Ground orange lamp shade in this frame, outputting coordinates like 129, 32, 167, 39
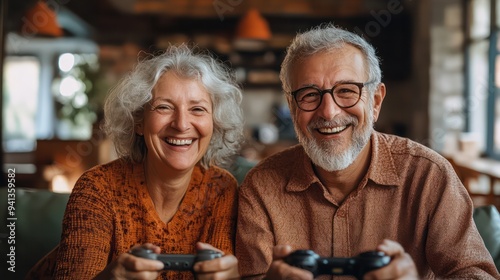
22, 1, 63, 37
235, 9, 272, 41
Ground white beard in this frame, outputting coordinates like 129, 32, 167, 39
294, 109, 374, 171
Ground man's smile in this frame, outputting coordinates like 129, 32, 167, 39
317, 125, 349, 135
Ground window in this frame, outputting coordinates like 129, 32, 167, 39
2, 56, 40, 152
465, 0, 500, 159
2, 34, 100, 154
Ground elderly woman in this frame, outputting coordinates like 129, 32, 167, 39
30, 45, 244, 280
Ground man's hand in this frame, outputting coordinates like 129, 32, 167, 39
363, 239, 419, 280
265, 245, 314, 280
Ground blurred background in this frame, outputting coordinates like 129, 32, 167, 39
0, 0, 499, 202
2, 1, 500, 277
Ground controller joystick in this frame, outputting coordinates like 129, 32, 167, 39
131, 248, 222, 271
285, 250, 390, 279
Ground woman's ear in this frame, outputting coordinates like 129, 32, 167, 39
135, 123, 144, 136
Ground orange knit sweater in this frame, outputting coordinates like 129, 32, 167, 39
32, 158, 237, 280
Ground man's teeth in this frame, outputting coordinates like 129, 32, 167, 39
167, 138, 193, 145
318, 125, 347, 134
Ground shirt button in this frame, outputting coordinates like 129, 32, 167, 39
337, 210, 346, 217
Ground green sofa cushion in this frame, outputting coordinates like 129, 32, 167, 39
473, 205, 500, 272
0, 187, 70, 279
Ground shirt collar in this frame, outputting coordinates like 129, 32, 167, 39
285, 132, 401, 192
368, 132, 401, 187
286, 145, 321, 192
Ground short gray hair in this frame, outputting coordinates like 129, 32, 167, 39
280, 23, 382, 95
103, 45, 244, 168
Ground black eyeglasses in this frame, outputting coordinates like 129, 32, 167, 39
289, 81, 375, 112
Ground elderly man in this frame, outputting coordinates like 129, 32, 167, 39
235, 24, 500, 279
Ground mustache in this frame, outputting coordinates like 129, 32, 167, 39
308, 116, 359, 130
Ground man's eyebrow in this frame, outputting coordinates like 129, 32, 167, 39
295, 83, 318, 89
296, 80, 358, 89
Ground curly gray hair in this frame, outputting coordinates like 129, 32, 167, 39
103, 45, 244, 168
280, 23, 382, 96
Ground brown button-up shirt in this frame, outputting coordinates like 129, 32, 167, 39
236, 132, 499, 279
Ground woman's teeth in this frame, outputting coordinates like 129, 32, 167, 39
166, 138, 193, 145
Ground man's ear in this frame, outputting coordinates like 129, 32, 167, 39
372, 83, 386, 122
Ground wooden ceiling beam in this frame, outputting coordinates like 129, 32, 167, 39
122, 0, 379, 18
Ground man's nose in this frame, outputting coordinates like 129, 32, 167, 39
316, 93, 343, 120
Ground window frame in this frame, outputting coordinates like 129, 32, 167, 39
465, 0, 500, 160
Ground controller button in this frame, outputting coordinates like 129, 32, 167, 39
332, 267, 344, 274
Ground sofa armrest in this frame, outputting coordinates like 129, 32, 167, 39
0, 187, 70, 279
473, 205, 500, 272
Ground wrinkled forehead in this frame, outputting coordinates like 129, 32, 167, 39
289, 46, 368, 86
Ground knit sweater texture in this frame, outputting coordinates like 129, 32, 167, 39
30, 158, 237, 280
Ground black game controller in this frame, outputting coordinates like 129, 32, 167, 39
285, 250, 391, 279
130, 248, 222, 271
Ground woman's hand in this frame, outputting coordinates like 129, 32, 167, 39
193, 242, 240, 280
94, 243, 164, 280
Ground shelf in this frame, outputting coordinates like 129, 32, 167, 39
214, 46, 284, 91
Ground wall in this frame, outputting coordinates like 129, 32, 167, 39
429, 0, 465, 153
350, 1, 430, 143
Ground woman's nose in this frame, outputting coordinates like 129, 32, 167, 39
171, 110, 190, 131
